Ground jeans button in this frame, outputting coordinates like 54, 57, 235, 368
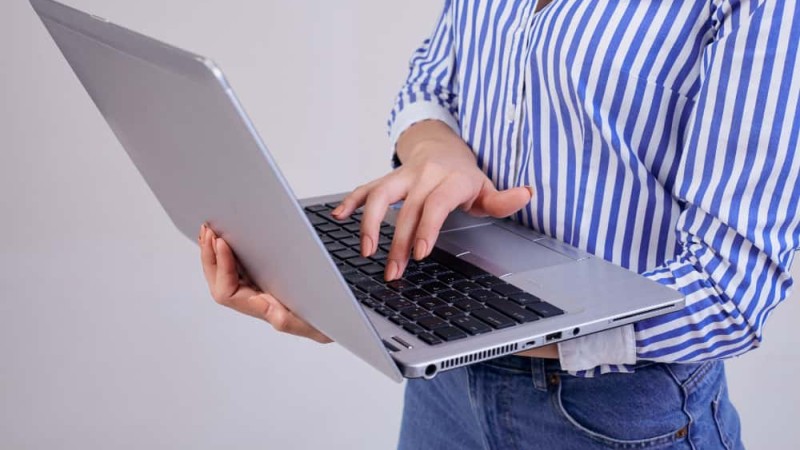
549, 374, 560, 386
675, 426, 688, 438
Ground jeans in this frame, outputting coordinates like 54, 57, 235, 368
398, 356, 743, 449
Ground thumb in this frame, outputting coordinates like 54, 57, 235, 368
471, 181, 533, 218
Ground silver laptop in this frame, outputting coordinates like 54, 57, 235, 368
32, 0, 685, 382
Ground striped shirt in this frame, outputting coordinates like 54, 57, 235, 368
387, 0, 800, 376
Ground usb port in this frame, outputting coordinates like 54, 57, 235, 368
545, 332, 562, 342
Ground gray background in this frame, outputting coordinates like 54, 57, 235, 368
1, 1, 798, 448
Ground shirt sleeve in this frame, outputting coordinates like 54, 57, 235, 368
387, 0, 460, 156
560, 0, 800, 375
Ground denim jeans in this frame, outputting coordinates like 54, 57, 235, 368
398, 355, 743, 449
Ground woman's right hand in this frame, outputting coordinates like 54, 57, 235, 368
199, 224, 332, 344
332, 120, 533, 281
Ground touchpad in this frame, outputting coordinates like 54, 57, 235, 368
438, 224, 573, 274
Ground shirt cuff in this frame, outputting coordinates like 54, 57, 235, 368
389, 101, 460, 148
557, 325, 637, 372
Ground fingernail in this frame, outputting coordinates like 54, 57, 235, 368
385, 260, 400, 281
361, 235, 374, 257
332, 205, 344, 216
414, 239, 428, 260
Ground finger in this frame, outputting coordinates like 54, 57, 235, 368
214, 237, 249, 300
333, 178, 379, 219
261, 295, 333, 343
471, 182, 533, 218
200, 224, 217, 286
359, 173, 410, 256
414, 176, 474, 259
385, 191, 427, 280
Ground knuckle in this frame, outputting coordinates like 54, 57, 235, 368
212, 293, 231, 307
270, 313, 291, 333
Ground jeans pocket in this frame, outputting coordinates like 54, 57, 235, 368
552, 364, 690, 448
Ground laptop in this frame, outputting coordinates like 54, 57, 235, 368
32, 0, 685, 382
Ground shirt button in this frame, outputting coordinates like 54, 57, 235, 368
506, 103, 516, 123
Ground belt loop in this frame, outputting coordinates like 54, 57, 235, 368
530, 357, 548, 392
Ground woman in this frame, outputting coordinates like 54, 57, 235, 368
199, 1, 799, 448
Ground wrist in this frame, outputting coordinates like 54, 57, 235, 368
396, 120, 474, 165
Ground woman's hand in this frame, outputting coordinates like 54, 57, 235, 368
198, 224, 332, 344
332, 120, 533, 281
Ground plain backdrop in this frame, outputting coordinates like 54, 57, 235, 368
1, 1, 798, 449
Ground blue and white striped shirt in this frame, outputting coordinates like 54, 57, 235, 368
388, 0, 800, 376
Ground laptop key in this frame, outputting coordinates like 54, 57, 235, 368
403, 323, 426, 335
422, 264, 450, 275
374, 306, 393, 317
371, 250, 389, 261
420, 281, 449, 293
320, 236, 334, 244
453, 298, 484, 312
417, 315, 448, 330
316, 223, 341, 233
471, 308, 516, 329
437, 290, 467, 303
306, 214, 328, 226
508, 292, 542, 305
475, 275, 506, 287
526, 302, 565, 318
417, 333, 443, 346
344, 271, 368, 284
468, 289, 503, 302
371, 289, 401, 302
385, 298, 414, 311
416, 297, 447, 310
389, 315, 409, 326
406, 272, 433, 285
437, 271, 466, 284
328, 230, 353, 240
355, 279, 383, 292
429, 248, 487, 279
451, 316, 492, 335
305, 204, 328, 213
403, 289, 431, 301
492, 283, 524, 297
325, 242, 346, 252
344, 223, 362, 233
360, 297, 378, 308
485, 298, 540, 323
360, 264, 385, 276
434, 326, 468, 342
347, 257, 372, 267
341, 237, 361, 247
452, 281, 482, 293
333, 249, 359, 260
401, 307, 429, 321
433, 306, 465, 320
387, 279, 416, 292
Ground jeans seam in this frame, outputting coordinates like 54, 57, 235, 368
712, 385, 734, 450
665, 365, 697, 450
466, 367, 492, 450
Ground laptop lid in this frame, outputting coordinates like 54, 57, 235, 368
31, 0, 403, 381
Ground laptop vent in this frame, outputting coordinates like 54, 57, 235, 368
439, 343, 520, 370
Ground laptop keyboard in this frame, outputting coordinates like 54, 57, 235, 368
305, 202, 565, 346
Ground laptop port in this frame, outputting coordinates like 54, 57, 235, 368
545, 331, 562, 342
424, 364, 438, 379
